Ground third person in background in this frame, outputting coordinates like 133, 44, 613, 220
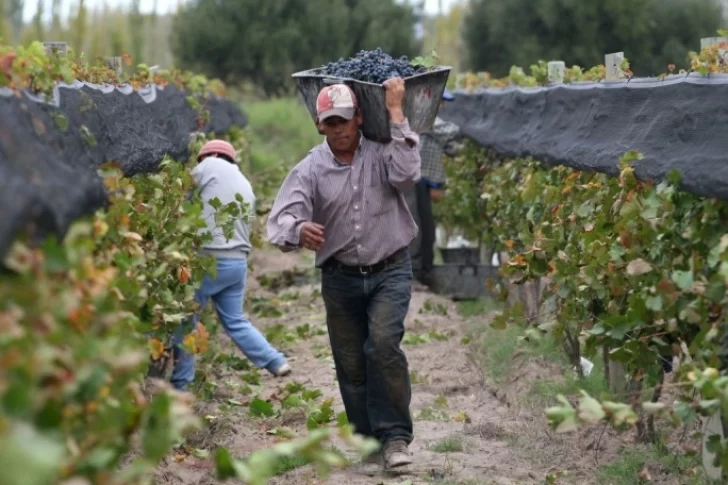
406, 89, 460, 289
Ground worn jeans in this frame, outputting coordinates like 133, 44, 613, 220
170, 258, 286, 390
321, 252, 414, 445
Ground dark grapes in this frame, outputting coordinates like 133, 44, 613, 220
319, 48, 428, 84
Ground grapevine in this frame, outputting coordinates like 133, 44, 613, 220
0, 41, 376, 485
439, 35, 728, 473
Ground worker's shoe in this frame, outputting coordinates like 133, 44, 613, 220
382, 439, 412, 469
271, 362, 292, 377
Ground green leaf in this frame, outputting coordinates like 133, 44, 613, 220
281, 395, 304, 409
0, 422, 66, 485
601, 401, 639, 427
50, 112, 68, 132
577, 391, 606, 423
141, 393, 174, 461
214, 448, 238, 480
645, 295, 663, 312
671, 270, 693, 291
546, 395, 579, 433
674, 401, 697, 424
249, 398, 276, 418
336, 411, 349, 427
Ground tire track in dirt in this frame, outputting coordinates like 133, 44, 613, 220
155, 249, 547, 485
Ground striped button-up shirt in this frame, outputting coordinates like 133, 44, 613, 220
419, 117, 460, 187
267, 119, 421, 267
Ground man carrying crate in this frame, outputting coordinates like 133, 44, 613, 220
267, 78, 420, 470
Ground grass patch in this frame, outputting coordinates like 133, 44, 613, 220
457, 297, 503, 318
272, 454, 309, 475
429, 436, 465, 453
243, 98, 322, 173
596, 446, 711, 485
473, 317, 609, 408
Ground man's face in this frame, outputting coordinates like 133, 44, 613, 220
318, 112, 363, 153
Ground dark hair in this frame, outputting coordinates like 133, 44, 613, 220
199, 152, 236, 164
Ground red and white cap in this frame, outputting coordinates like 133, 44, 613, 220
316, 84, 358, 122
198, 139, 236, 161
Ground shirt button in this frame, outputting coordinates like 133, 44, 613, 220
354, 185, 358, 190
355, 225, 360, 230
357, 244, 362, 249
354, 204, 359, 210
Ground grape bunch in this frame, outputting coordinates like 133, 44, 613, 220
320, 48, 427, 84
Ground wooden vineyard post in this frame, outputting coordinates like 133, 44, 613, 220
43, 42, 67, 57
604, 51, 628, 396
605, 52, 626, 81
548, 61, 565, 84
105, 57, 123, 77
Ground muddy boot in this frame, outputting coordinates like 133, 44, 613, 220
383, 439, 412, 469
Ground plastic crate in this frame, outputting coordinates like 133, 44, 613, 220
291, 66, 452, 142
439, 247, 481, 265
429, 264, 500, 301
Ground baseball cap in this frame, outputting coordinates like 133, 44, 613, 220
316, 84, 358, 122
442, 89, 455, 101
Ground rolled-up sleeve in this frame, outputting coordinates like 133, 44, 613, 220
266, 161, 314, 252
383, 119, 421, 191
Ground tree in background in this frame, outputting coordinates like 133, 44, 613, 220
31, 0, 44, 41
463, 0, 724, 76
7, 0, 23, 43
70, 0, 88, 54
172, 0, 421, 96
0, 0, 9, 42
421, 0, 467, 73
128, 0, 144, 66
50, 0, 62, 36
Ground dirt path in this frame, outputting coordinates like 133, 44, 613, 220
153, 248, 561, 485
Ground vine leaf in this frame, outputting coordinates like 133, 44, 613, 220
626, 258, 653, 276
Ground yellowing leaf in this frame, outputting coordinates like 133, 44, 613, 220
122, 231, 143, 241
149, 338, 165, 360
178, 266, 191, 284
454, 411, 471, 423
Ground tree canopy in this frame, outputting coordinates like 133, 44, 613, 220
463, 0, 725, 76
172, 0, 422, 96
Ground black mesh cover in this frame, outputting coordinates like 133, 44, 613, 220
440, 74, 728, 200
0, 83, 247, 258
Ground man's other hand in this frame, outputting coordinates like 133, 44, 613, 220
300, 222, 325, 251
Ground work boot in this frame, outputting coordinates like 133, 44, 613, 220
383, 439, 412, 469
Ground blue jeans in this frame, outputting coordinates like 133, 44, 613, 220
321, 252, 414, 445
170, 258, 286, 390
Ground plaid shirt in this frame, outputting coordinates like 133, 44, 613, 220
419, 117, 460, 188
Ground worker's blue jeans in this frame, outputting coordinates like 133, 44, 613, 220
320, 252, 414, 445
170, 258, 286, 390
